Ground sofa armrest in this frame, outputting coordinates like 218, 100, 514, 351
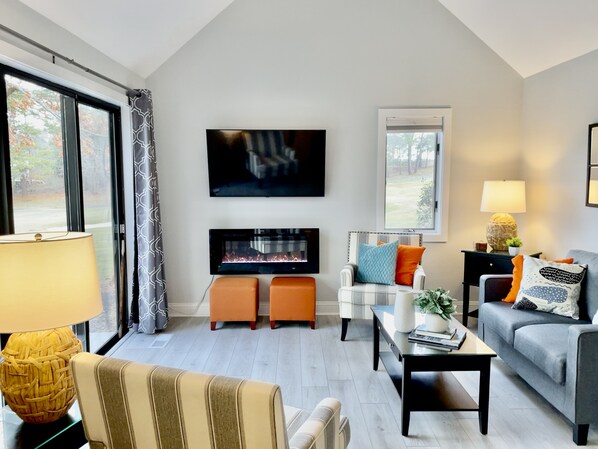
412, 265, 426, 290
289, 398, 342, 449
340, 263, 356, 287
565, 325, 598, 424
479, 274, 512, 306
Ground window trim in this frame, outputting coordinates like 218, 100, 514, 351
376, 107, 452, 242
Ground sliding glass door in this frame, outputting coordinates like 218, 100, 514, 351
0, 64, 126, 354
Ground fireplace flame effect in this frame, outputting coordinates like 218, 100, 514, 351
222, 252, 307, 263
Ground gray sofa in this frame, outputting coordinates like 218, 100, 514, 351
478, 249, 598, 446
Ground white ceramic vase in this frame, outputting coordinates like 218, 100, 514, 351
508, 246, 520, 256
394, 289, 415, 333
424, 313, 448, 333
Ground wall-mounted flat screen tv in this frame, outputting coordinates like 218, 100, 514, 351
206, 129, 326, 197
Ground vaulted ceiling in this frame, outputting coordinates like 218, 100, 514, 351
16, 0, 598, 79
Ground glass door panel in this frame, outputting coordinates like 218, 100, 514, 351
78, 103, 118, 352
5, 75, 68, 232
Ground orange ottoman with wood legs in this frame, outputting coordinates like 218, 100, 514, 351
210, 277, 259, 330
269, 276, 316, 329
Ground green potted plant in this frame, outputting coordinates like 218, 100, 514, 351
413, 288, 457, 332
505, 236, 523, 256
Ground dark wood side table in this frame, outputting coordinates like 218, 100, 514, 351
1, 403, 86, 449
461, 250, 542, 327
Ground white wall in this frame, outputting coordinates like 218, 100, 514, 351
147, 0, 524, 317
522, 50, 598, 258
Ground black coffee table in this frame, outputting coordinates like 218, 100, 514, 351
371, 305, 496, 436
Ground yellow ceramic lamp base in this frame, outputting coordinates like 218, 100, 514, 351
0, 326, 82, 424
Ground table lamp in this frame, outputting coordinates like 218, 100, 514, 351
0, 232, 102, 424
480, 180, 526, 251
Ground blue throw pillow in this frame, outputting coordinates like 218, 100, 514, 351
355, 240, 398, 285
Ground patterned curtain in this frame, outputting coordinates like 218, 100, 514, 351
128, 89, 168, 333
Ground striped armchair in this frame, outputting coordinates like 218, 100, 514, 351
71, 353, 350, 449
243, 130, 299, 181
338, 231, 425, 340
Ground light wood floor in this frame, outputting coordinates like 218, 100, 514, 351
106, 316, 598, 449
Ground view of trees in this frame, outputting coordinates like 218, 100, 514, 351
6, 75, 111, 198
385, 131, 437, 229
6, 75, 64, 195
386, 132, 435, 176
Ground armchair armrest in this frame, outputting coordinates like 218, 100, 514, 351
479, 274, 512, 306
412, 265, 426, 290
289, 398, 342, 449
340, 263, 356, 287
565, 325, 598, 424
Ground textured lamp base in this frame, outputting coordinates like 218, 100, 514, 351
486, 212, 517, 251
0, 326, 82, 424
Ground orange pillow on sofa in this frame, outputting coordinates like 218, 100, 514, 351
502, 255, 574, 302
396, 245, 426, 286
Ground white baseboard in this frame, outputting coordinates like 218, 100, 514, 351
168, 300, 340, 317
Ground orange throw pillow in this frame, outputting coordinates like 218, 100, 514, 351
502, 255, 574, 302
396, 245, 426, 286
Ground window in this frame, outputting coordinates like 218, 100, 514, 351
0, 63, 126, 354
377, 108, 451, 242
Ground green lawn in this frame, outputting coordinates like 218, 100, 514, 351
385, 166, 433, 229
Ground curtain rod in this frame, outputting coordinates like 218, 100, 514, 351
0, 23, 140, 97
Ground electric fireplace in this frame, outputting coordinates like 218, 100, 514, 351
209, 228, 319, 274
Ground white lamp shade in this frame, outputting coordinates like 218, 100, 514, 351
480, 180, 526, 213
0, 232, 103, 333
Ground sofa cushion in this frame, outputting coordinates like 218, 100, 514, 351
512, 256, 587, 319
568, 249, 598, 321
513, 324, 570, 384
479, 301, 581, 345
355, 240, 398, 285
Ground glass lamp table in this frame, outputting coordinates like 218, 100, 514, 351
0, 402, 86, 449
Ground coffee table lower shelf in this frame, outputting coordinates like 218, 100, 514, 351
379, 351, 479, 411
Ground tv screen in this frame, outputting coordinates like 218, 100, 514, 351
206, 129, 326, 197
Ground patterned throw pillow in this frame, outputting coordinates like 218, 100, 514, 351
355, 240, 398, 285
512, 256, 587, 319
502, 255, 574, 303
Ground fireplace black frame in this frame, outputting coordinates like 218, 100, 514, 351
209, 228, 319, 275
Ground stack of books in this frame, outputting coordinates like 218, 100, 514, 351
408, 324, 467, 350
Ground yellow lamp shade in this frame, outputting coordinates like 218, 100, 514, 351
0, 232, 103, 332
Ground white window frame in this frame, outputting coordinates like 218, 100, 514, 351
376, 107, 452, 242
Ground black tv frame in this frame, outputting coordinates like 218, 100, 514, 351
206, 129, 326, 197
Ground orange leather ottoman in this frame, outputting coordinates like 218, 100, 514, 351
210, 277, 258, 330
269, 276, 315, 329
